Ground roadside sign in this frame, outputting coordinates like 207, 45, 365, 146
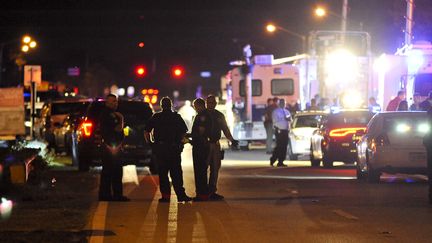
24, 65, 42, 87
0, 87, 25, 136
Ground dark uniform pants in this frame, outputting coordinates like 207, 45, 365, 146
154, 144, 186, 198
192, 143, 210, 196
99, 146, 123, 199
271, 128, 289, 164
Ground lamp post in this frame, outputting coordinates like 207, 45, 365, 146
20, 35, 38, 139
265, 23, 307, 54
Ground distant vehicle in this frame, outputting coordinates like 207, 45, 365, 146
310, 109, 374, 167
356, 111, 429, 182
288, 111, 328, 160
71, 100, 156, 173
35, 98, 92, 152
230, 61, 301, 150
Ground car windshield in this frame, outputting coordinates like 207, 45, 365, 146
327, 111, 374, 127
383, 114, 428, 134
51, 102, 90, 115
293, 115, 324, 128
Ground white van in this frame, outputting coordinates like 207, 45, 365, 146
230, 63, 300, 150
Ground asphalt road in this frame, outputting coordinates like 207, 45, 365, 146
84, 145, 432, 243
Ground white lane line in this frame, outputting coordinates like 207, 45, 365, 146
228, 174, 355, 180
88, 202, 108, 243
88, 173, 151, 242
333, 209, 359, 220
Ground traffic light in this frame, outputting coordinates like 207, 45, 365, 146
171, 66, 184, 78
135, 66, 146, 77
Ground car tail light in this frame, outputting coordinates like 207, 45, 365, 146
329, 127, 366, 138
79, 120, 93, 137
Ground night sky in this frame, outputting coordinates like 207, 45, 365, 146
1, 0, 431, 99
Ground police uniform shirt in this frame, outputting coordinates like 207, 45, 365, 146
208, 109, 228, 143
272, 107, 290, 130
100, 106, 124, 146
145, 110, 188, 145
191, 110, 212, 144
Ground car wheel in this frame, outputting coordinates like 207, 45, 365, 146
367, 165, 381, 183
310, 145, 320, 167
322, 152, 333, 168
287, 142, 298, 160
240, 143, 249, 151
78, 153, 91, 172
356, 164, 366, 180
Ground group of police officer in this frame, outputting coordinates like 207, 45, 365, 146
98, 93, 238, 202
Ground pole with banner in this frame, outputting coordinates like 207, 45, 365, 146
24, 65, 42, 139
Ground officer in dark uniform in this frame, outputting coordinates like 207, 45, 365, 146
191, 98, 212, 201
145, 97, 192, 203
423, 107, 432, 204
99, 94, 129, 201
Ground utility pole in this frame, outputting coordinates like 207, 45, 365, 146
243, 44, 252, 122
405, 0, 414, 46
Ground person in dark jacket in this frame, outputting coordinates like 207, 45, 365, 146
99, 94, 129, 201
264, 98, 277, 154
145, 97, 192, 203
191, 98, 212, 201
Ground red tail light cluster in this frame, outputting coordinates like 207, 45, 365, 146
329, 127, 366, 138
79, 120, 93, 137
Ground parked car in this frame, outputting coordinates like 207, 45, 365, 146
71, 99, 156, 173
288, 111, 328, 160
310, 109, 374, 167
356, 111, 429, 182
35, 98, 92, 152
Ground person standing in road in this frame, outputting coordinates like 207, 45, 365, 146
386, 90, 405, 111
191, 98, 212, 201
99, 94, 129, 201
264, 98, 277, 154
409, 93, 422, 111
423, 107, 432, 204
205, 95, 239, 200
420, 91, 432, 111
144, 97, 192, 203
270, 98, 291, 167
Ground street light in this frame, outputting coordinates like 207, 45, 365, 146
313, 0, 349, 33
265, 23, 307, 53
0, 35, 37, 86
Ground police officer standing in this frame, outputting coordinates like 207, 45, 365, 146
270, 98, 291, 167
423, 107, 432, 204
144, 97, 192, 203
99, 94, 129, 201
205, 95, 238, 200
191, 98, 212, 201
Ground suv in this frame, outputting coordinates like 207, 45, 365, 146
310, 109, 374, 167
35, 98, 92, 152
71, 99, 156, 173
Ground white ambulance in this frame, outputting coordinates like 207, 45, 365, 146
230, 60, 300, 150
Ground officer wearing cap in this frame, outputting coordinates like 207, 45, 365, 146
99, 94, 129, 201
145, 97, 192, 203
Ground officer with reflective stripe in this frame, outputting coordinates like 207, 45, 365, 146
99, 94, 129, 201
145, 97, 192, 203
